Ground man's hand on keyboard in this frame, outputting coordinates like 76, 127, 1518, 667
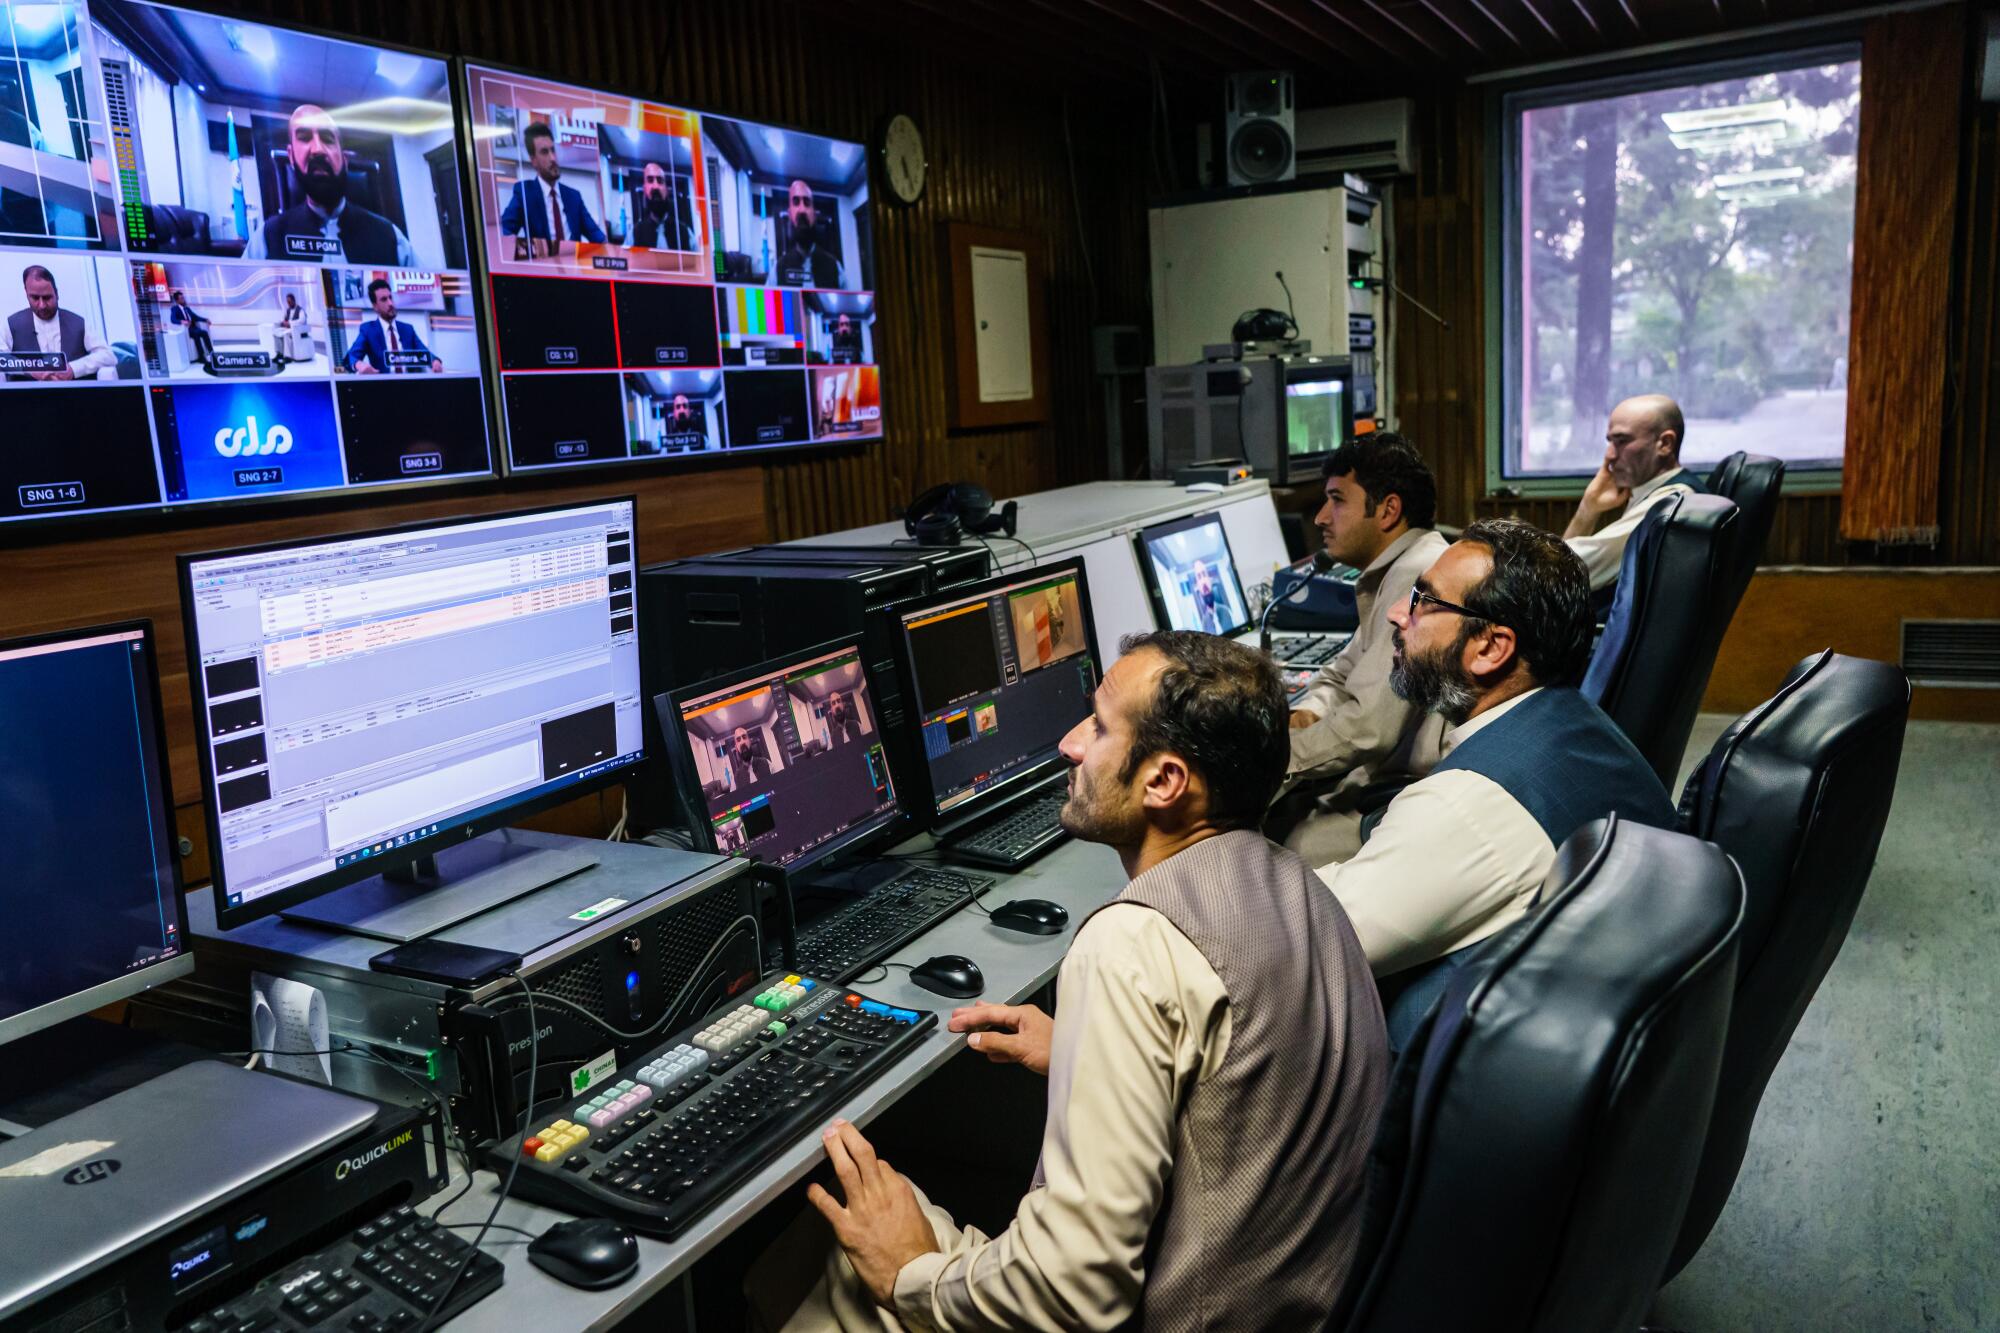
949, 1002, 1054, 1076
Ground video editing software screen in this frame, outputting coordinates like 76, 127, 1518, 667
182, 500, 642, 915
673, 642, 898, 870
899, 563, 1098, 821
0, 624, 185, 1038
463, 64, 881, 469
1138, 512, 1251, 637
1286, 369, 1348, 459
0, 0, 495, 528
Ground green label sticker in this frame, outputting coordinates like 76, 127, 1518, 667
569, 896, 628, 922
571, 1049, 617, 1095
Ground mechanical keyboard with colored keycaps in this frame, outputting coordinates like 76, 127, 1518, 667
181, 1202, 502, 1332
775, 866, 994, 982
484, 972, 935, 1239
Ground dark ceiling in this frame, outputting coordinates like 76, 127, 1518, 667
866, 0, 1901, 101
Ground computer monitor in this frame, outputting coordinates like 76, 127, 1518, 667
1285, 358, 1350, 467
662, 640, 901, 872
0, 0, 497, 531
894, 560, 1100, 828
179, 497, 645, 935
0, 621, 190, 1046
461, 62, 882, 471
1134, 511, 1252, 638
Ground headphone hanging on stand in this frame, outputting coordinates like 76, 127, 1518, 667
901, 482, 1018, 548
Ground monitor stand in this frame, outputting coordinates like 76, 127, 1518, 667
280, 829, 600, 943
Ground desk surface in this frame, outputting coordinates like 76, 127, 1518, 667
437, 836, 1127, 1331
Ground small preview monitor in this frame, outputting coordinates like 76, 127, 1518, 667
461, 61, 882, 471
896, 560, 1100, 825
179, 498, 645, 930
1285, 359, 1350, 461
665, 640, 900, 871
1135, 511, 1252, 637
0, 0, 497, 531
0, 621, 190, 1046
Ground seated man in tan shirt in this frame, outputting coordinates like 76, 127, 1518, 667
1273, 432, 1449, 865
753, 631, 1390, 1332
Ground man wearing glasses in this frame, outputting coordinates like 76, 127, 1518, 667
1313, 517, 1676, 1050
1273, 433, 1451, 866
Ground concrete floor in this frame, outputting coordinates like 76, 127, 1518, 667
1652, 715, 2000, 1331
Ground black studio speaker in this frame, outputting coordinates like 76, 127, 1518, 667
1223, 71, 1295, 188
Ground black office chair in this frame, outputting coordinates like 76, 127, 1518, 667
1581, 491, 1743, 789
1662, 650, 1911, 1280
1333, 816, 1744, 1333
1703, 452, 1785, 607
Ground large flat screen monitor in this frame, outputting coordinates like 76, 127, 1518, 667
179, 498, 643, 932
461, 63, 881, 471
895, 560, 1099, 828
663, 640, 901, 871
0, 0, 494, 532
1134, 511, 1252, 637
0, 621, 190, 1045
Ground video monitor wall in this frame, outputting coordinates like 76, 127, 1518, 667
0, 0, 494, 529
462, 64, 882, 470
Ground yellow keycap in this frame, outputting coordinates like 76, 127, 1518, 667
535, 1142, 564, 1163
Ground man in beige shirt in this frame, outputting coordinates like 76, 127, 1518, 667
1562, 394, 1707, 591
1274, 432, 1449, 866
755, 631, 1389, 1332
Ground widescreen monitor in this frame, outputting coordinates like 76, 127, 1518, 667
462, 63, 881, 470
1135, 511, 1252, 638
0, 0, 495, 531
664, 640, 900, 871
896, 561, 1099, 827
0, 621, 190, 1046
179, 498, 643, 931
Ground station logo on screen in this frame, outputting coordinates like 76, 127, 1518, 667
0, 0, 495, 527
464, 64, 884, 471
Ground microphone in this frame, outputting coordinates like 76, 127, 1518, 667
1260, 549, 1335, 653
1274, 269, 1298, 339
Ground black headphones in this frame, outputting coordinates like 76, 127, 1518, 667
902, 482, 1019, 547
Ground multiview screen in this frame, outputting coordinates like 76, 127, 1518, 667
463, 64, 882, 470
0, 0, 494, 528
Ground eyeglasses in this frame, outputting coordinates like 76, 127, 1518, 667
1406, 583, 1488, 623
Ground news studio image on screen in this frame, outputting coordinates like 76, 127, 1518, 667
0, 0, 495, 527
464, 63, 883, 472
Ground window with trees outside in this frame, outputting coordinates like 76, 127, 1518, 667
1498, 50, 1861, 481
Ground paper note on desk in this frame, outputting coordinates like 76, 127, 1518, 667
251, 973, 331, 1084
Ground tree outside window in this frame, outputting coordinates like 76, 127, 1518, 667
1502, 53, 1861, 478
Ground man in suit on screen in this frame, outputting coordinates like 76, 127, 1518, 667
500, 121, 605, 257
345, 279, 441, 374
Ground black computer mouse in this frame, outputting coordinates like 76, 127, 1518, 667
910, 954, 985, 998
528, 1216, 640, 1289
990, 898, 1070, 936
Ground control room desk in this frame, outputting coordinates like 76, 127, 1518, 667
437, 835, 1127, 1330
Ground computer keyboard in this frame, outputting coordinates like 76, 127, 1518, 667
182, 1202, 503, 1332
944, 786, 1070, 870
1270, 632, 1353, 669
781, 866, 995, 982
485, 972, 934, 1239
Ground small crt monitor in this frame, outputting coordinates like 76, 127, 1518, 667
1284, 358, 1351, 464
179, 498, 645, 931
664, 640, 901, 870
0, 621, 191, 1046
895, 560, 1100, 826
1135, 511, 1252, 638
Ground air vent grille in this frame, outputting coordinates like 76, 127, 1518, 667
1902, 619, 2000, 686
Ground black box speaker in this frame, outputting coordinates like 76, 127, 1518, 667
1223, 71, 1295, 187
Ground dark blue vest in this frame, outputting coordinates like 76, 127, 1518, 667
1673, 466, 1709, 495
1431, 687, 1675, 847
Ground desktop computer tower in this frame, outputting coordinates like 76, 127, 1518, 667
633, 557, 932, 832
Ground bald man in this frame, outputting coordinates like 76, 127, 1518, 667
776, 179, 843, 289
247, 104, 416, 266
1562, 394, 1708, 591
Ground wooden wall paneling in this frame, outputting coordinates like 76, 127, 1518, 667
1840, 7, 1964, 546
